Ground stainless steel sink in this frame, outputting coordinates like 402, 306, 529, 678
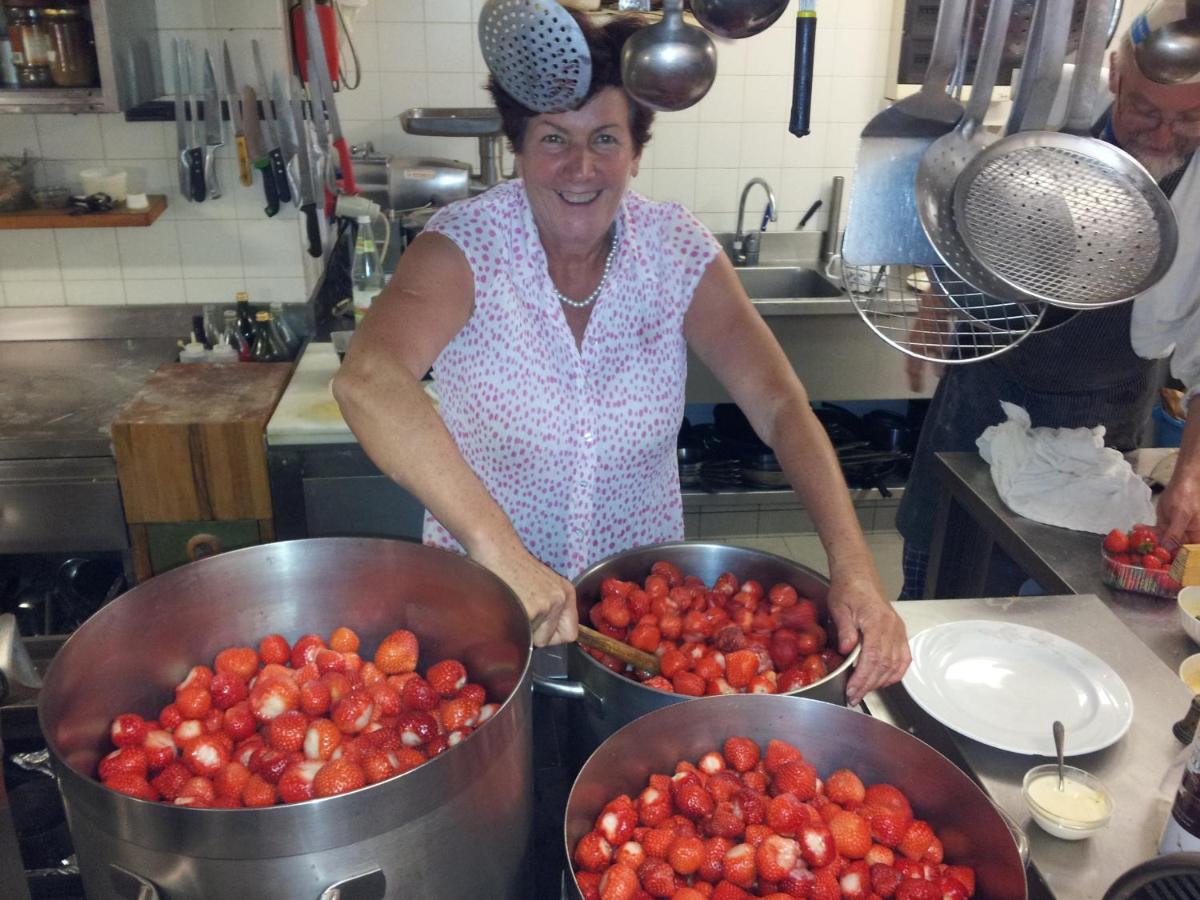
735, 266, 843, 300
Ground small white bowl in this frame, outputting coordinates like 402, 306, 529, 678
1180, 653, 1200, 694
1178, 586, 1200, 646
1022, 764, 1113, 840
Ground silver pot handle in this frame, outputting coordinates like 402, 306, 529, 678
319, 868, 386, 900
531, 670, 587, 700
109, 864, 160, 900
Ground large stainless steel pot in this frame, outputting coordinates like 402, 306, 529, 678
565, 694, 1027, 900
38, 538, 533, 900
535, 542, 860, 766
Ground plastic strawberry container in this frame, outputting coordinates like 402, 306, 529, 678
1101, 548, 1181, 599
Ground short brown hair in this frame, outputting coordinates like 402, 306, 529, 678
486, 12, 655, 155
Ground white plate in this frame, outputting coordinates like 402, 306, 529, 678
902, 620, 1134, 755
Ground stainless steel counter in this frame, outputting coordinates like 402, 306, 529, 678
866, 594, 1193, 900
927, 451, 1195, 672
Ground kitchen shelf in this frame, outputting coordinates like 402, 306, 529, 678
0, 195, 167, 230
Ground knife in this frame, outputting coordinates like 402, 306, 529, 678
243, 84, 280, 217
222, 41, 252, 187
251, 40, 293, 205
290, 75, 322, 257
182, 42, 205, 203
301, 0, 358, 209
171, 39, 189, 197
201, 50, 224, 200
272, 72, 302, 206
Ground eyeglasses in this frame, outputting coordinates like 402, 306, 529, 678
1121, 94, 1200, 137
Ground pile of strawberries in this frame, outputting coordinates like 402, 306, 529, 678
1102, 524, 1181, 597
587, 561, 844, 696
572, 736, 977, 900
96, 626, 497, 807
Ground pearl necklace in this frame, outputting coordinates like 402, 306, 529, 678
553, 233, 618, 309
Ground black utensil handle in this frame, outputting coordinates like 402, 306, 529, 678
268, 148, 293, 204
302, 202, 322, 256
186, 147, 206, 202
255, 160, 280, 217
789, 10, 817, 138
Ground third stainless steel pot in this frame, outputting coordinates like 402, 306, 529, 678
38, 538, 533, 900
534, 541, 859, 766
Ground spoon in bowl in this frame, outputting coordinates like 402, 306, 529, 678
1053, 720, 1066, 791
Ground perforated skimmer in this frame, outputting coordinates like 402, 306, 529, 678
953, 0, 1179, 308
478, 0, 593, 113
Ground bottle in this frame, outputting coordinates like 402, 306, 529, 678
351, 215, 383, 324
251, 310, 287, 362
235, 292, 257, 349
202, 303, 223, 348
223, 308, 251, 362
1159, 728, 1200, 852
178, 332, 207, 363
269, 301, 300, 358
208, 334, 238, 364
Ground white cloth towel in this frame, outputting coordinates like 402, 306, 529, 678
976, 402, 1155, 534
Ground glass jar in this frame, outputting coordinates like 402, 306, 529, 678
3, 1, 53, 87
42, 5, 94, 87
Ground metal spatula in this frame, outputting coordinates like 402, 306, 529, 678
841, 0, 968, 266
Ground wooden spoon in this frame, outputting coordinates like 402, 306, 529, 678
577, 625, 660, 676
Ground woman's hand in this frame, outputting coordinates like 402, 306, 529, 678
473, 545, 579, 647
1158, 468, 1200, 548
825, 574, 911, 705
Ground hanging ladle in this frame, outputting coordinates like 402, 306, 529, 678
621, 0, 717, 111
1053, 720, 1066, 790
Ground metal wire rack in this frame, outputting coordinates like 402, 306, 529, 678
840, 256, 1047, 364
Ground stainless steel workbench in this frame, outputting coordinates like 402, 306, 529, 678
866, 594, 1194, 900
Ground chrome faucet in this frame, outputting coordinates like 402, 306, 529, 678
733, 177, 777, 267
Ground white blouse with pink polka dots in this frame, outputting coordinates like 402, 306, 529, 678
422, 179, 721, 579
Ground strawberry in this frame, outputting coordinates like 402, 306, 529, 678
103, 772, 158, 801
575, 831, 614, 873
724, 649, 759, 689
98, 746, 149, 780
300, 678, 332, 716
864, 784, 912, 817
640, 826, 676, 860
598, 863, 639, 900
798, 823, 836, 868
863, 803, 913, 847
150, 761, 190, 800
110, 713, 150, 748
363, 751, 397, 784
315, 647, 348, 675
637, 784, 673, 826
374, 629, 419, 674
249, 676, 301, 722
176, 665, 212, 692
836, 859, 871, 899
396, 710, 439, 748
369, 682, 403, 718
723, 736, 761, 773
897, 820, 937, 862
173, 719, 204, 746
1102, 528, 1130, 554
895, 880, 942, 900
438, 696, 480, 732
332, 691, 375, 734
425, 734, 451, 757
174, 685, 212, 719
731, 787, 768, 826
258, 633, 291, 666
214, 646, 259, 681
938, 874, 969, 900
313, 757, 366, 797
250, 746, 296, 784
870, 863, 904, 898
175, 776, 216, 807
721, 843, 757, 889
267, 710, 309, 752
158, 703, 184, 731
756, 834, 800, 882
329, 626, 360, 653
241, 773, 277, 807
764, 739, 804, 773
636, 857, 678, 897
600, 592, 632, 629
143, 729, 178, 769
278, 759, 324, 803
771, 760, 818, 800
824, 768, 866, 806
359, 662, 386, 689
829, 810, 873, 859
699, 835, 733, 882
213, 760, 252, 799
576, 870, 602, 900
209, 672, 249, 710
766, 792, 809, 836
615, 840, 647, 871
923, 836, 943, 864
630, 623, 662, 654
945, 866, 975, 896
667, 834, 705, 875
674, 781, 715, 820
865, 844, 895, 866
699, 751, 727, 775
222, 702, 257, 741
596, 796, 639, 845
290, 633, 327, 669
181, 734, 230, 777
705, 801, 746, 840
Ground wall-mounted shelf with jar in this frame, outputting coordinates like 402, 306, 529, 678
0, 0, 159, 113
0, 193, 165, 228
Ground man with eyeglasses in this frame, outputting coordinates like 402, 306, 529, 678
897, 0, 1200, 600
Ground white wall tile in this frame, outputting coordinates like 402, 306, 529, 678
832, 29, 891, 79
5, 281, 65, 306
0, 284, 6, 306
822, 123, 862, 171
651, 169, 695, 209
742, 76, 794, 124
827, 76, 887, 123
118, 222, 183, 280
378, 73, 429, 120
696, 123, 743, 168
377, 25, 428, 72
185, 277, 247, 306
779, 168, 827, 225
377, 0, 424, 22
35, 115, 104, 160
781, 127, 827, 168
712, 36, 747, 77
0, 231, 61, 282
155, 0, 216, 30
244, 276, 309, 304
210, 0, 283, 29
352, 20, 382, 73
55, 229, 121, 281
238, 220, 303, 279
693, 169, 740, 213
65, 280, 126, 306
650, 123, 699, 170
178, 220, 245, 278
426, 73, 479, 108
835, 0, 892, 29
171, 159, 241, 220
124, 278, 187, 305
101, 117, 170, 161
424, 24, 474, 72
738, 123, 784, 169
0, 117, 40, 157
424, 0, 472, 23
697, 77, 746, 123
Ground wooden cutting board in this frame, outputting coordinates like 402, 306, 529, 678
111, 363, 293, 523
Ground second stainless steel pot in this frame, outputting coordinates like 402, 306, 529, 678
534, 542, 859, 766
38, 538, 533, 900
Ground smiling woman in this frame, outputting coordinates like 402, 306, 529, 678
331, 8, 909, 703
